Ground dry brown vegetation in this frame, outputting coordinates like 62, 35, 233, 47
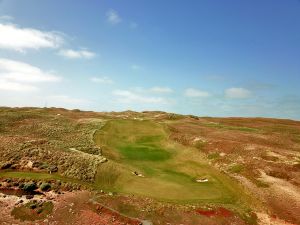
0, 107, 299, 224
167, 116, 300, 224
0, 107, 107, 181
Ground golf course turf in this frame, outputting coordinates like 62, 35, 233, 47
94, 119, 248, 204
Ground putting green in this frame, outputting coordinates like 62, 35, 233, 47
95, 120, 244, 203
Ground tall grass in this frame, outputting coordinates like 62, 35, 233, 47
95, 163, 121, 189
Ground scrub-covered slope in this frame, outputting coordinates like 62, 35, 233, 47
0, 107, 299, 225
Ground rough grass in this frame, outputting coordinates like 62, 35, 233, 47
292, 134, 300, 143
193, 140, 206, 151
208, 152, 220, 160
201, 122, 259, 132
253, 179, 270, 188
0, 171, 60, 180
11, 200, 53, 221
0, 108, 105, 181
228, 164, 244, 174
0, 171, 90, 187
95, 163, 121, 189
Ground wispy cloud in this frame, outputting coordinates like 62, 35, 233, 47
131, 64, 142, 71
150, 86, 173, 94
129, 22, 138, 29
245, 81, 276, 91
0, 15, 14, 21
106, 9, 122, 25
113, 90, 166, 104
131, 86, 173, 94
0, 23, 63, 52
58, 49, 96, 59
90, 76, 113, 84
0, 58, 61, 92
225, 87, 251, 99
184, 88, 210, 97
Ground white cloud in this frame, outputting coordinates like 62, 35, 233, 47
106, 9, 122, 25
132, 86, 173, 94
0, 58, 61, 92
0, 78, 38, 92
225, 87, 251, 99
113, 90, 166, 104
0, 15, 14, 21
150, 86, 173, 94
131, 64, 142, 70
58, 49, 96, 59
129, 22, 138, 29
0, 58, 61, 83
184, 88, 210, 97
90, 76, 113, 84
0, 23, 63, 52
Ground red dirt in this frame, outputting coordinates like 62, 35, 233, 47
76, 208, 140, 225
52, 191, 141, 225
91, 203, 141, 225
196, 207, 233, 218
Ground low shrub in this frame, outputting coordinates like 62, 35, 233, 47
40, 183, 51, 191
228, 164, 244, 173
22, 182, 37, 192
208, 152, 220, 160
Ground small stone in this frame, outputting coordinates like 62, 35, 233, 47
29, 203, 37, 209
100, 158, 108, 163
26, 195, 34, 199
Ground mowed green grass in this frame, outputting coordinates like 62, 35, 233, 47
95, 120, 246, 203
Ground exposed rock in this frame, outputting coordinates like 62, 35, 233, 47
220, 152, 226, 157
26, 195, 34, 199
142, 220, 153, 225
26, 160, 33, 169
196, 178, 208, 183
132, 171, 144, 177
99, 158, 107, 163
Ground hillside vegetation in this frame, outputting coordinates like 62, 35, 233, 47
0, 107, 299, 225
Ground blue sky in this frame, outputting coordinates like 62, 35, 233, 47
0, 0, 300, 119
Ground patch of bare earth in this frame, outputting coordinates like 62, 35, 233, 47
48, 191, 140, 225
256, 213, 297, 225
